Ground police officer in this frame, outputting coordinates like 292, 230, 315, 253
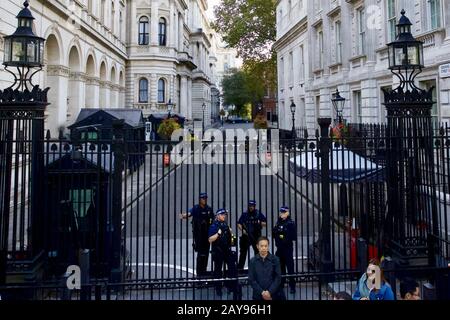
180, 192, 214, 277
272, 206, 297, 294
237, 200, 267, 270
208, 209, 239, 298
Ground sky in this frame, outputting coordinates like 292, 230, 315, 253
207, 0, 221, 20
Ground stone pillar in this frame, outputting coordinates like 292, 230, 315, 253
68, 71, 85, 125
150, 74, 157, 107
151, 1, 159, 45
365, 0, 378, 67
187, 77, 193, 119
340, 1, 352, 73
85, 76, 100, 109
170, 5, 176, 48
180, 76, 188, 117
178, 14, 184, 51
130, 0, 137, 45
45, 65, 69, 136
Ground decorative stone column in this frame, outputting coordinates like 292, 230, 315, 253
46, 65, 69, 136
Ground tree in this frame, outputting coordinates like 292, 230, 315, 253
212, 0, 276, 61
221, 69, 252, 113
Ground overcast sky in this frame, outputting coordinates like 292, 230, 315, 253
207, 0, 221, 20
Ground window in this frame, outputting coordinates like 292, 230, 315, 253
159, 18, 167, 46
429, 0, 441, 30
81, 131, 98, 141
315, 96, 321, 119
70, 189, 94, 219
139, 78, 148, 103
288, 51, 293, 85
318, 30, 324, 68
139, 17, 149, 45
387, 0, 396, 42
158, 79, 166, 103
111, 2, 115, 33
299, 45, 305, 82
357, 8, 366, 55
353, 90, 362, 122
101, 0, 106, 24
335, 21, 342, 63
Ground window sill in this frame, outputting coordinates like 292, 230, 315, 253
313, 68, 324, 74
349, 54, 367, 63
329, 62, 342, 69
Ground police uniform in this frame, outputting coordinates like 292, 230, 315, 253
272, 206, 297, 293
208, 209, 238, 297
188, 193, 214, 277
237, 201, 267, 269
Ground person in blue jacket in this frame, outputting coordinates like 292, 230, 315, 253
353, 258, 395, 300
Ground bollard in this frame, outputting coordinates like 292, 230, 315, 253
79, 249, 90, 300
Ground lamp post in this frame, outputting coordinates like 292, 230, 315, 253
0, 0, 48, 286
331, 89, 346, 124
202, 102, 206, 133
290, 101, 296, 139
167, 99, 174, 118
382, 10, 438, 265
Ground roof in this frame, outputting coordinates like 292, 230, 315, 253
69, 109, 144, 129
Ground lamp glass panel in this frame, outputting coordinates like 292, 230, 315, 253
4, 38, 11, 63
39, 40, 44, 64
27, 40, 36, 63
407, 45, 418, 65
12, 39, 25, 62
395, 46, 405, 66
388, 45, 395, 67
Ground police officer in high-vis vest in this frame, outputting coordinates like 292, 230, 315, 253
272, 206, 297, 294
237, 200, 267, 270
208, 209, 239, 298
180, 192, 215, 277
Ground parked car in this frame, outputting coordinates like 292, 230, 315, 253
226, 116, 250, 124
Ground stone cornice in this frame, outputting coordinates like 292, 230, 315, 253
273, 17, 307, 51
47, 65, 71, 77
69, 72, 87, 81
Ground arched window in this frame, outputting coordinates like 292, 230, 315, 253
139, 78, 148, 103
159, 18, 167, 46
158, 79, 165, 103
139, 17, 149, 45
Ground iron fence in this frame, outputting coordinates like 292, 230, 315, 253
1, 120, 450, 299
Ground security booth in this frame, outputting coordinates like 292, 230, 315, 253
68, 109, 146, 170
147, 113, 185, 141
43, 144, 124, 279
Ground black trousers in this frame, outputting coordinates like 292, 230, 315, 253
195, 243, 210, 277
212, 248, 238, 293
276, 245, 295, 290
238, 234, 259, 269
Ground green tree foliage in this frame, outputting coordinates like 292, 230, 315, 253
221, 69, 252, 113
212, 0, 276, 61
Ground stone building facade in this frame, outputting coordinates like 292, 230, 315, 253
274, 0, 450, 132
0, 0, 219, 135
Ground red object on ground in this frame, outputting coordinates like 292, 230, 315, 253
163, 153, 170, 166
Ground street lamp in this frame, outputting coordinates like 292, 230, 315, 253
166, 99, 174, 118
331, 89, 346, 124
387, 9, 424, 92
202, 102, 206, 132
3, 1, 45, 91
290, 101, 296, 138
382, 10, 438, 265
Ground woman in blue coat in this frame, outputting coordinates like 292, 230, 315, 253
353, 259, 395, 300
